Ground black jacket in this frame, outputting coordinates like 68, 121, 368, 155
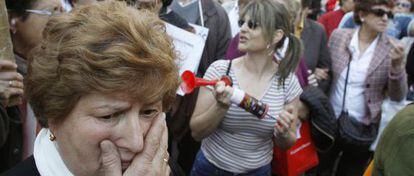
406, 42, 414, 86
1, 156, 40, 176
300, 86, 337, 152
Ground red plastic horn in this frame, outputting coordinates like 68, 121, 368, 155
180, 70, 232, 94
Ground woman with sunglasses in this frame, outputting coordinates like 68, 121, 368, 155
189, 0, 303, 175
318, 0, 408, 175
394, 0, 414, 14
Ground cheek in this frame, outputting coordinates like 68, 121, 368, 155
24, 17, 48, 46
55, 118, 114, 175
141, 118, 155, 137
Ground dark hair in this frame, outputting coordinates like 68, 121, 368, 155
240, 0, 303, 84
409, 0, 414, 12
5, 0, 37, 20
301, 0, 312, 9
353, 0, 394, 25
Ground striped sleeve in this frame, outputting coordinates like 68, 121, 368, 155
202, 60, 230, 90
284, 74, 303, 103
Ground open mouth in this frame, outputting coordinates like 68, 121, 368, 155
239, 35, 248, 43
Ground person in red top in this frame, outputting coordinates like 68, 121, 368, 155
319, 0, 355, 38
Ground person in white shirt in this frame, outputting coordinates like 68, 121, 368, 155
318, 0, 407, 175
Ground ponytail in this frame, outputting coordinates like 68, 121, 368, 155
276, 33, 303, 85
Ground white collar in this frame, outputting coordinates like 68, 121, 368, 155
34, 128, 74, 176
348, 28, 379, 57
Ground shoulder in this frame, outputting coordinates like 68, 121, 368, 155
209, 59, 230, 69
205, 59, 231, 77
331, 28, 354, 38
330, 28, 354, 44
202, 0, 226, 18
318, 11, 334, 21
307, 19, 324, 32
1, 156, 40, 176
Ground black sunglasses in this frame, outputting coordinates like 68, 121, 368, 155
369, 8, 394, 19
238, 19, 260, 29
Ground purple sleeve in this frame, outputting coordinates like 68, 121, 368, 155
225, 33, 246, 60
295, 58, 309, 88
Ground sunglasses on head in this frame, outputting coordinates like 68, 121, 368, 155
238, 19, 260, 29
369, 8, 394, 19
396, 2, 412, 9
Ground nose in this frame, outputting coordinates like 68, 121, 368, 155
239, 21, 249, 32
119, 113, 144, 153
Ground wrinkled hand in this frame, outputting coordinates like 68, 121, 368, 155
314, 68, 329, 81
389, 39, 405, 73
274, 106, 296, 138
100, 113, 170, 176
307, 70, 318, 87
0, 60, 24, 107
213, 81, 233, 107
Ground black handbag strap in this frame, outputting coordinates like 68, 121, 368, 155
341, 57, 352, 113
226, 60, 232, 76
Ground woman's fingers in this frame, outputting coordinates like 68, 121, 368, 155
307, 73, 318, 87
389, 40, 404, 69
152, 119, 170, 176
100, 140, 122, 176
214, 81, 233, 106
0, 60, 18, 70
314, 68, 329, 80
0, 71, 23, 81
125, 113, 167, 176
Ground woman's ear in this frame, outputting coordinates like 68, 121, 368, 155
358, 11, 367, 23
9, 17, 18, 34
272, 29, 285, 46
48, 119, 57, 134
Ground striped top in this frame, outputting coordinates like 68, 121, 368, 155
201, 60, 303, 173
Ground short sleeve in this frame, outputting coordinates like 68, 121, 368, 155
284, 74, 303, 103
202, 60, 230, 90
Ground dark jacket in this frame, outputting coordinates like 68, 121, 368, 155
406, 42, 414, 87
0, 54, 27, 173
372, 104, 414, 176
301, 18, 332, 93
195, 0, 231, 77
300, 86, 337, 152
1, 156, 40, 176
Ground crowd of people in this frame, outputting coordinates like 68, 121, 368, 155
0, 0, 413, 175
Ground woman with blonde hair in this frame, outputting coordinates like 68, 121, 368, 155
190, 0, 303, 175
2, 1, 179, 175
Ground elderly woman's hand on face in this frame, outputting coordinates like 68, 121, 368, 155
0, 60, 24, 107
100, 113, 170, 176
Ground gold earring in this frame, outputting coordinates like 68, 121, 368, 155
49, 133, 56, 141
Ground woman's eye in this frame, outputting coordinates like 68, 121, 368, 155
99, 111, 123, 121
140, 109, 159, 118
100, 115, 113, 120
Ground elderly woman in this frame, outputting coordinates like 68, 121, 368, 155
2, 1, 179, 175
189, 0, 303, 175
319, 0, 407, 175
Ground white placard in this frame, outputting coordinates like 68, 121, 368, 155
165, 23, 206, 95
189, 23, 209, 41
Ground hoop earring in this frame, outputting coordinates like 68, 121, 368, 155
49, 133, 56, 141
266, 44, 274, 56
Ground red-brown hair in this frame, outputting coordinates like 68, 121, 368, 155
26, 0, 179, 127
